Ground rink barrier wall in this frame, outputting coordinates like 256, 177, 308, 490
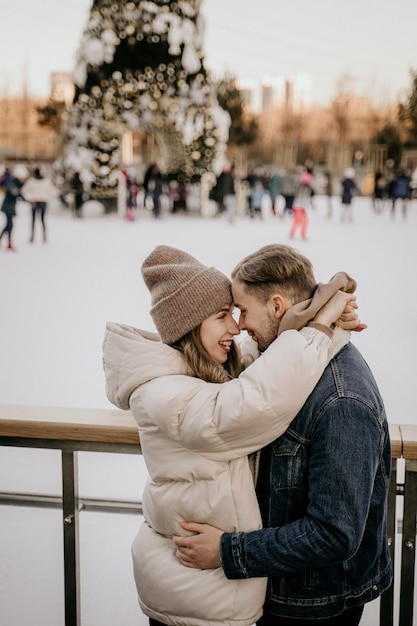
0, 404, 416, 626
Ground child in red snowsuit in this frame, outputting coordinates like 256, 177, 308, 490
290, 205, 308, 240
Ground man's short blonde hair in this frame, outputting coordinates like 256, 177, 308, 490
231, 244, 316, 304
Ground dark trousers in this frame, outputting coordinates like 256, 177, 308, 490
0, 214, 13, 242
73, 193, 83, 217
257, 605, 364, 626
283, 195, 295, 213
149, 620, 168, 626
31, 202, 47, 240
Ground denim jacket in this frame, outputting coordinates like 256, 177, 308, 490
221, 343, 393, 619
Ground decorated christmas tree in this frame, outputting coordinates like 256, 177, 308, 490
57, 0, 230, 199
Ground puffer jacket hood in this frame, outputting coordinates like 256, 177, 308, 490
104, 323, 187, 410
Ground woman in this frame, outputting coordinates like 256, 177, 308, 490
0, 165, 28, 250
21, 167, 57, 243
103, 245, 358, 626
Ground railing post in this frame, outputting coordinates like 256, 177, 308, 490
62, 450, 80, 626
380, 460, 397, 626
399, 459, 417, 626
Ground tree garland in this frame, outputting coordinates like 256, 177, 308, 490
57, 0, 230, 197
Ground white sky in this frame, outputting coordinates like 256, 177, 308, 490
1, 0, 417, 105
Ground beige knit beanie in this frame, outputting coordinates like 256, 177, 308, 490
141, 245, 232, 344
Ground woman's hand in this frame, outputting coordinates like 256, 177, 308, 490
314, 292, 367, 332
336, 298, 367, 332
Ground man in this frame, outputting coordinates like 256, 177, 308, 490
390, 168, 411, 220
174, 244, 392, 626
216, 163, 236, 223
70, 170, 84, 218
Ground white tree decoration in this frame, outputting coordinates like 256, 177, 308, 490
57, 0, 230, 198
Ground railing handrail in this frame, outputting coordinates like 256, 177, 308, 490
0, 403, 139, 446
0, 403, 413, 457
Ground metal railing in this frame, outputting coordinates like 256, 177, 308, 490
0, 405, 416, 626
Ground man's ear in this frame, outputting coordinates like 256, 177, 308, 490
270, 294, 288, 319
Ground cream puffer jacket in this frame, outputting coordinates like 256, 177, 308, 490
103, 323, 348, 626
21, 176, 58, 203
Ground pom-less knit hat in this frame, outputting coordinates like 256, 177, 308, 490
141, 245, 232, 345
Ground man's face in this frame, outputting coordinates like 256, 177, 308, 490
232, 280, 280, 352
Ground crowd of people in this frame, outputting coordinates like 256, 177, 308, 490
371, 167, 415, 219
209, 163, 315, 226
124, 163, 188, 221
209, 162, 417, 232
1, 160, 415, 250
0, 161, 184, 248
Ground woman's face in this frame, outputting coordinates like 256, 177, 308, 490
200, 304, 240, 364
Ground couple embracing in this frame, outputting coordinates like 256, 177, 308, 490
103, 243, 391, 626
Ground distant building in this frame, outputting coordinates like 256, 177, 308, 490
0, 94, 58, 163
261, 76, 286, 111
238, 74, 313, 113
236, 79, 257, 110
291, 74, 313, 110
0, 71, 74, 164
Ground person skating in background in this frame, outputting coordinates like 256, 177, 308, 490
390, 168, 411, 220
372, 170, 387, 215
22, 167, 58, 243
299, 162, 315, 210
0, 164, 28, 251
216, 163, 237, 223
280, 168, 298, 217
289, 185, 311, 241
143, 163, 165, 219
121, 169, 139, 221
249, 180, 265, 219
0, 166, 12, 191
70, 170, 84, 218
324, 169, 333, 218
268, 171, 281, 216
169, 179, 187, 213
340, 167, 359, 223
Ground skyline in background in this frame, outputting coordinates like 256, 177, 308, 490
1, 0, 417, 106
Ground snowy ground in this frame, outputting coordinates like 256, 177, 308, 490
1, 194, 416, 626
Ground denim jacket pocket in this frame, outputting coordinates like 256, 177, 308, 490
267, 434, 308, 526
